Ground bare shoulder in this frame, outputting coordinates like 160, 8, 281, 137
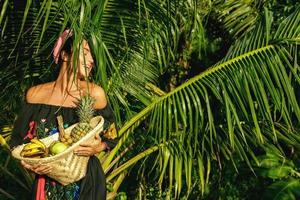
26, 82, 54, 103
86, 83, 107, 109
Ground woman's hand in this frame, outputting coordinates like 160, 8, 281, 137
74, 134, 107, 157
21, 160, 52, 175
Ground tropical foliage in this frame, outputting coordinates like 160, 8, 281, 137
0, 0, 299, 199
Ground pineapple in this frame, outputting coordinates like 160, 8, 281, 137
70, 94, 95, 143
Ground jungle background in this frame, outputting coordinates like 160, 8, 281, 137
0, 0, 300, 199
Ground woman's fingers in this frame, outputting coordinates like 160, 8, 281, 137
21, 161, 35, 170
75, 150, 90, 156
75, 146, 92, 152
74, 146, 93, 156
78, 142, 91, 147
33, 165, 52, 174
21, 161, 52, 174
75, 137, 103, 155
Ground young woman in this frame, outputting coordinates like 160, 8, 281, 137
9, 29, 118, 200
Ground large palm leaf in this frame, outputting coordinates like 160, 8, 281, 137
105, 7, 300, 198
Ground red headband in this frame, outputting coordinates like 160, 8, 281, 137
53, 29, 73, 64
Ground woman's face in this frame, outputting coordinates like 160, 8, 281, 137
76, 39, 94, 78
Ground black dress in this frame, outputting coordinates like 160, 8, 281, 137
9, 102, 118, 200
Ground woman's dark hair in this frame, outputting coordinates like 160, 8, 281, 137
58, 36, 74, 64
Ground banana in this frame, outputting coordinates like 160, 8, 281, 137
21, 148, 45, 157
21, 142, 46, 158
20, 139, 48, 158
22, 143, 44, 151
30, 138, 46, 150
21, 147, 43, 155
22, 153, 44, 158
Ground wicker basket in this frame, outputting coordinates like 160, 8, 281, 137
12, 116, 104, 186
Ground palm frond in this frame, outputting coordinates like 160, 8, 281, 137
213, 0, 265, 38
107, 7, 300, 196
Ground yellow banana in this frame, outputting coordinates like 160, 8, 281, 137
21, 147, 43, 155
30, 138, 46, 150
21, 148, 45, 157
20, 139, 48, 158
22, 143, 44, 151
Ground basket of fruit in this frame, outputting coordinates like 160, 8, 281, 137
12, 95, 105, 185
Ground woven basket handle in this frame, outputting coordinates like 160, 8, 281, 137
57, 115, 65, 141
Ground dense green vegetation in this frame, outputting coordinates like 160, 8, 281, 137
0, 0, 299, 199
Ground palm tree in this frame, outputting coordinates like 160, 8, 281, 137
1, 0, 299, 199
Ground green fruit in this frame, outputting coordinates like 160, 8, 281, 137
49, 141, 68, 155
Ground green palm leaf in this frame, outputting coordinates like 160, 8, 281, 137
213, 0, 265, 38
106, 7, 300, 197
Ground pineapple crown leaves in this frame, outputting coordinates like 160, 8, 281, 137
76, 94, 96, 123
